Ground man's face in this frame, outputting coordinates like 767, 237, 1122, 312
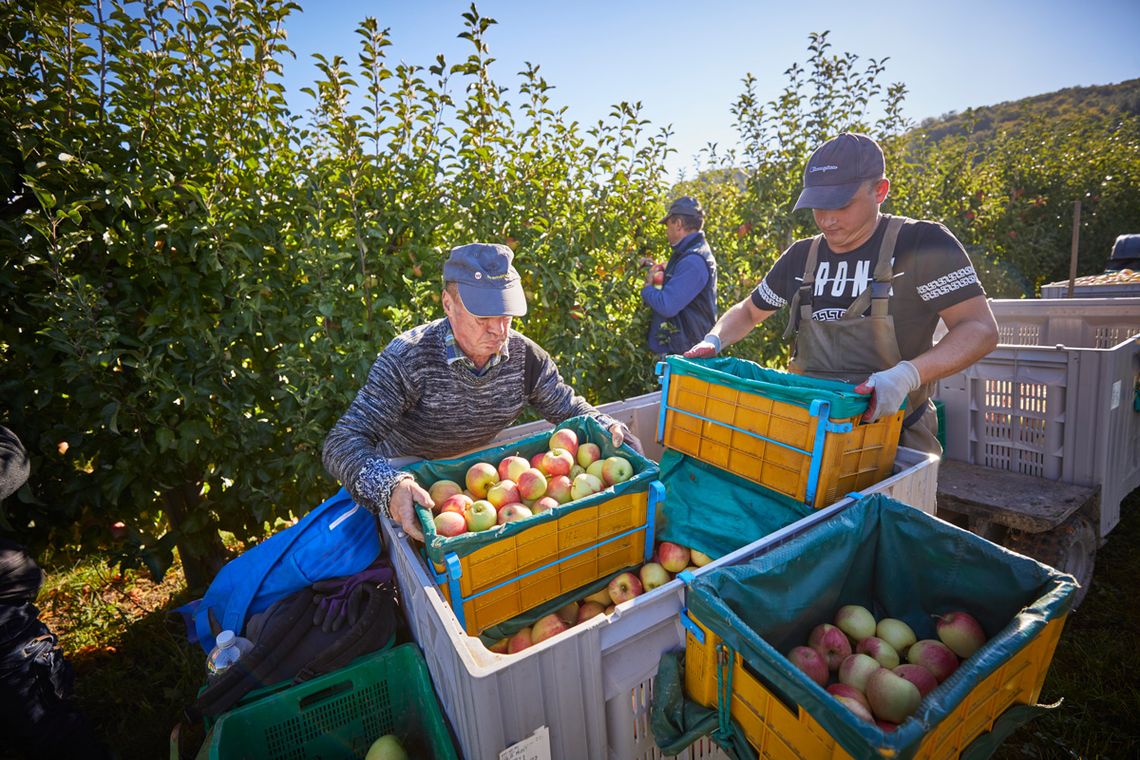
664, 216, 688, 246
442, 288, 512, 360
811, 178, 889, 253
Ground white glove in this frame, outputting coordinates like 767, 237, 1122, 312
854, 360, 921, 422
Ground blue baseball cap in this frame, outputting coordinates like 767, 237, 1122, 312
793, 133, 885, 211
442, 243, 528, 317
660, 195, 704, 223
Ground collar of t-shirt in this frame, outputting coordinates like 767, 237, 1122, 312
443, 320, 510, 376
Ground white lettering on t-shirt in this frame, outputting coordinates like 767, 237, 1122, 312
831, 261, 848, 297
814, 258, 872, 299
814, 263, 830, 296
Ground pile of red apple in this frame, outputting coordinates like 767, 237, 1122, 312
487, 539, 713, 654
424, 428, 637, 537
785, 604, 988, 730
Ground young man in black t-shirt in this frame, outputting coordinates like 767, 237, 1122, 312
686, 133, 998, 453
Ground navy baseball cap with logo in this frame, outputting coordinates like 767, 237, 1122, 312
443, 243, 528, 317
659, 195, 704, 223
793, 133, 885, 211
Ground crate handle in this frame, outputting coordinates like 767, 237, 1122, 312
297, 679, 353, 711
644, 480, 664, 560
656, 361, 671, 444
678, 607, 705, 644
804, 400, 831, 506
443, 554, 466, 631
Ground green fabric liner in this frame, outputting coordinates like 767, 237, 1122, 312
650, 649, 755, 760
401, 415, 659, 563
675, 493, 1076, 760
476, 449, 814, 644
665, 355, 877, 420
655, 450, 813, 560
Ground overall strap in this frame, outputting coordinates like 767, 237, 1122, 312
782, 235, 823, 340
843, 216, 905, 320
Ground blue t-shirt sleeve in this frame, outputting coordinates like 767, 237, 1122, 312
641, 256, 710, 318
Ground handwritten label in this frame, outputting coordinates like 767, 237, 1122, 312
499, 726, 551, 760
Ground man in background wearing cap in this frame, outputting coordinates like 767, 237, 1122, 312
323, 243, 642, 540
641, 196, 718, 355
685, 133, 998, 454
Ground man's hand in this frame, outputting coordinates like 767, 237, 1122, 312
608, 422, 644, 454
683, 333, 721, 358
683, 341, 717, 358
854, 360, 921, 422
644, 263, 665, 288
388, 477, 432, 542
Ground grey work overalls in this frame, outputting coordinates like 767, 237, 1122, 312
783, 217, 941, 455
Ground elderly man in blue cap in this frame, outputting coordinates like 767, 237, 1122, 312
323, 243, 641, 540
685, 133, 998, 454
641, 196, 718, 356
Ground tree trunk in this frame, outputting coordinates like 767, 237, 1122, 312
163, 480, 227, 591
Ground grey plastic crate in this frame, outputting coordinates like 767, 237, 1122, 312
1041, 281, 1140, 299
937, 298, 1140, 539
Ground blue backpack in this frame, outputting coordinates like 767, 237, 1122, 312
191, 488, 381, 652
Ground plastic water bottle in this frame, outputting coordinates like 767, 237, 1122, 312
206, 629, 254, 681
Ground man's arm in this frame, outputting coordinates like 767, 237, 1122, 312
684, 296, 775, 357
910, 295, 999, 384
640, 256, 709, 318
526, 341, 643, 453
856, 295, 998, 421
1, 426, 30, 503
322, 350, 426, 532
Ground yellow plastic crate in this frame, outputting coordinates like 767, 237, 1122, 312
403, 415, 662, 636
433, 486, 654, 635
657, 358, 902, 507
683, 612, 1067, 760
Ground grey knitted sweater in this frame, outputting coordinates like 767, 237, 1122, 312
322, 318, 612, 515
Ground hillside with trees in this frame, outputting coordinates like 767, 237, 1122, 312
915, 77, 1140, 145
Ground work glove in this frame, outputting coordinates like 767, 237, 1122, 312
311, 562, 394, 633
854, 360, 921, 423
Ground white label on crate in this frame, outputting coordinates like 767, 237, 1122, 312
1111, 380, 1122, 410
499, 726, 551, 760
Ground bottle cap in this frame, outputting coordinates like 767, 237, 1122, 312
216, 630, 235, 647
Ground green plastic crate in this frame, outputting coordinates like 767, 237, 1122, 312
206, 643, 457, 760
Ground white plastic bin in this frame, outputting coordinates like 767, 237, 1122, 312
384, 446, 937, 760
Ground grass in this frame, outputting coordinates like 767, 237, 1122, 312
15, 488, 1140, 759
993, 485, 1140, 759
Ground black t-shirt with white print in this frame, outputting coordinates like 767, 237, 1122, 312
750, 215, 985, 361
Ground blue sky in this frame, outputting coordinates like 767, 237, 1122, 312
278, 1, 1140, 179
